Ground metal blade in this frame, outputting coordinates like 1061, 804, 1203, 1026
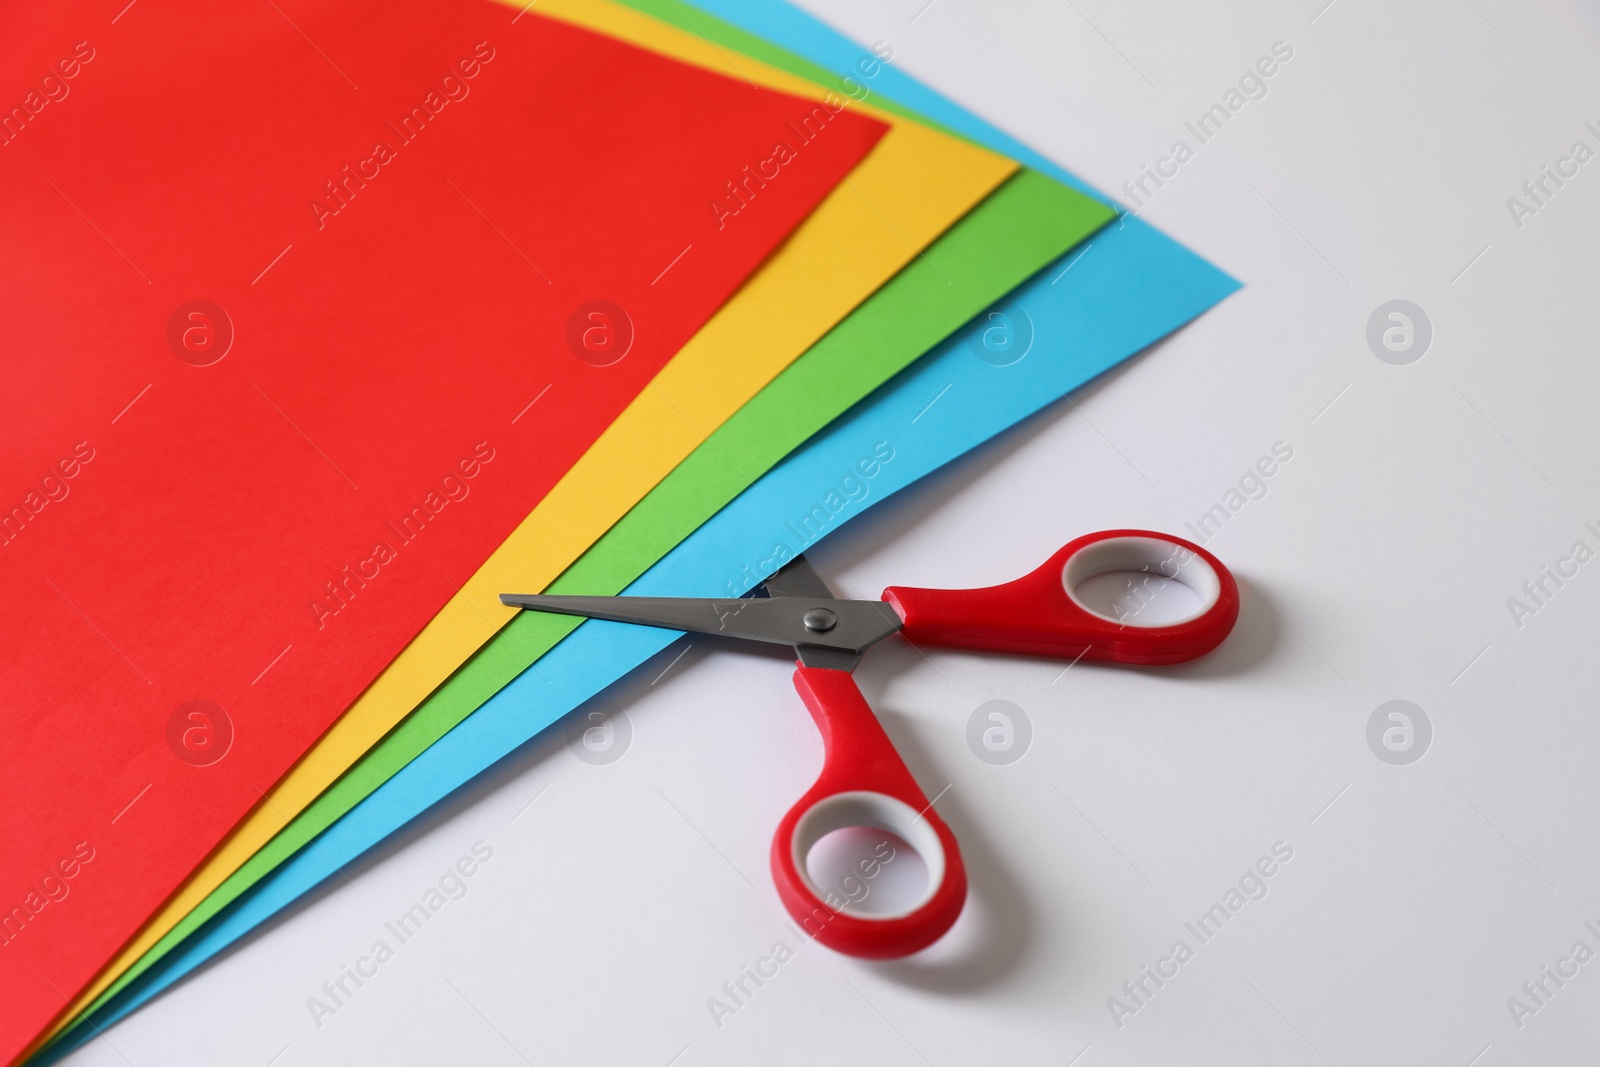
498, 594, 753, 636
757, 554, 908, 647
759, 554, 836, 600
498, 592, 902, 655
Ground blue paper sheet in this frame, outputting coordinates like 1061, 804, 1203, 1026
52, 2, 1238, 1047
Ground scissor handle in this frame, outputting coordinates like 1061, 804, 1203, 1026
770, 666, 967, 958
882, 529, 1238, 665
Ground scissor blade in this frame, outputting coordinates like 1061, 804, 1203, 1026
498, 592, 902, 654
759, 554, 836, 600
498, 594, 755, 637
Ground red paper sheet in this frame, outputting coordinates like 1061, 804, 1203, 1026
0, 0, 884, 1057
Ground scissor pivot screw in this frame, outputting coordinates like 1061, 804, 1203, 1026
802, 608, 838, 633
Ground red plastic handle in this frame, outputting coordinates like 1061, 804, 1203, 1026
882, 529, 1238, 665
770, 666, 967, 958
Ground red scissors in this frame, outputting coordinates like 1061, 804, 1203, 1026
502, 529, 1238, 958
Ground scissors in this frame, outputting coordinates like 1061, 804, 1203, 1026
502, 529, 1238, 958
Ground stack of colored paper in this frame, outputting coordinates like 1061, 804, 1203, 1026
2, 1, 1236, 1062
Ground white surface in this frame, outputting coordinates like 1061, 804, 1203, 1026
64, 0, 1600, 1064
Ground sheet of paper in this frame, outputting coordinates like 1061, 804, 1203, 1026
54, 198, 1239, 1052
0, 0, 893, 1058
20, 0, 1014, 1049
45, 165, 1106, 1046
41, 0, 1238, 1049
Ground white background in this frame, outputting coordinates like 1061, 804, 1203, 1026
64, 0, 1600, 1064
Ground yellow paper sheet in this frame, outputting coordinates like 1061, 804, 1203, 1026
57, 0, 1013, 1028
